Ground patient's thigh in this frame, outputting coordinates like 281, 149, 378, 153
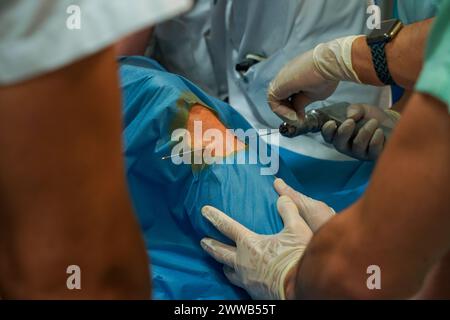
183, 104, 284, 243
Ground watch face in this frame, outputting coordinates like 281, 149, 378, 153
367, 19, 403, 44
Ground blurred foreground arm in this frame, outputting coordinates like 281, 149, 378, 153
292, 93, 450, 299
0, 48, 150, 299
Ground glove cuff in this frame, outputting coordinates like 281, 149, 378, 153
275, 249, 305, 300
313, 35, 364, 84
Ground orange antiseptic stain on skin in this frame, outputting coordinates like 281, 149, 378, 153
186, 104, 246, 157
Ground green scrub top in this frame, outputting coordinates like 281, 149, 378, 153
415, 0, 450, 111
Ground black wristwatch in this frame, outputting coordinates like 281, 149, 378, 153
366, 19, 403, 86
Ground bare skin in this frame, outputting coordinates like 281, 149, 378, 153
0, 47, 150, 299
187, 104, 246, 158
352, 19, 433, 89
286, 93, 449, 299
282, 18, 450, 299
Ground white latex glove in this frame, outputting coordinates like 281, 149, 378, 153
200, 179, 335, 300
321, 104, 401, 161
268, 35, 363, 123
273, 178, 335, 232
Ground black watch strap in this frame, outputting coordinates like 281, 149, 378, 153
368, 41, 397, 86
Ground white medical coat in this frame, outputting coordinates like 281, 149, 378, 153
0, 0, 191, 85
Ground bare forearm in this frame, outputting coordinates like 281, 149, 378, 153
290, 93, 450, 299
288, 206, 389, 299
352, 19, 433, 89
0, 48, 151, 299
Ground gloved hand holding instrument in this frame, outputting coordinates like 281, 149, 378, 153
279, 102, 400, 161
268, 35, 401, 160
267, 36, 363, 122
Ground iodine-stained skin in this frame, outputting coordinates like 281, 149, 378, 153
118, 56, 368, 299
187, 104, 247, 158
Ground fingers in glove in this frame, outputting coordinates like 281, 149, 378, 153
277, 195, 312, 237
347, 104, 366, 121
274, 178, 296, 198
368, 128, 385, 160
202, 206, 253, 243
274, 178, 334, 232
333, 119, 355, 154
292, 94, 312, 119
321, 120, 338, 143
201, 238, 237, 268
274, 179, 309, 222
352, 119, 379, 160
270, 101, 299, 123
268, 81, 299, 122
277, 195, 302, 227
